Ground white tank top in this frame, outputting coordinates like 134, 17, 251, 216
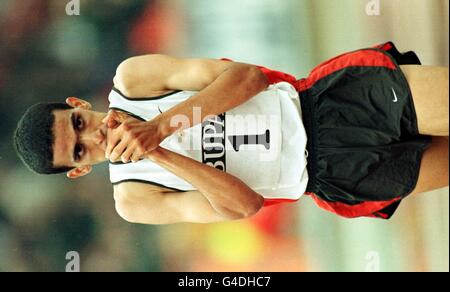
108, 81, 309, 200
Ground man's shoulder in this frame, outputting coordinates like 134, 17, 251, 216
113, 54, 171, 98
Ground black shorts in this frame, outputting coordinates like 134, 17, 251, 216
298, 41, 432, 219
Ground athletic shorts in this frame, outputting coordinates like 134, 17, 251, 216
298, 41, 433, 219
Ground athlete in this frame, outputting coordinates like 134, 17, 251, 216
14, 42, 449, 224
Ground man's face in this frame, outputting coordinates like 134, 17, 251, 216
52, 97, 108, 178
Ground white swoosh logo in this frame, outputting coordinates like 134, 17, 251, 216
392, 88, 398, 103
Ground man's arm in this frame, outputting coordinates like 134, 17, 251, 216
114, 146, 265, 224
113, 183, 232, 225
114, 54, 269, 139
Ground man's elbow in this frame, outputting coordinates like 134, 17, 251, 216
115, 200, 140, 224
243, 65, 270, 92
234, 194, 264, 219
246, 194, 265, 217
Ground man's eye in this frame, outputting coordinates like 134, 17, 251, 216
76, 116, 84, 130
75, 144, 84, 160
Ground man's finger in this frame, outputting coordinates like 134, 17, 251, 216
109, 139, 129, 162
105, 128, 121, 159
121, 144, 136, 164
131, 149, 145, 163
103, 110, 125, 129
108, 118, 119, 129
102, 110, 116, 124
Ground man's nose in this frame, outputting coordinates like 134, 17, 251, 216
81, 129, 104, 145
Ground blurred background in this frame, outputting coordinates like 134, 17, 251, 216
0, 0, 448, 272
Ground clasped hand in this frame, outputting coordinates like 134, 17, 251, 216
103, 110, 162, 163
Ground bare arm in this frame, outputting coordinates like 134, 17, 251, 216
114, 55, 269, 139
148, 147, 265, 219
114, 146, 265, 224
114, 183, 232, 225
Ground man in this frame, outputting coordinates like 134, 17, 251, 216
14, 42, 449, 224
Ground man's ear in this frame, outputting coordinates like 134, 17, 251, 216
66, 97, 92, 110
66, 165, 92, 179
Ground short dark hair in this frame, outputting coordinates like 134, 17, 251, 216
14, 102, 73, 174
